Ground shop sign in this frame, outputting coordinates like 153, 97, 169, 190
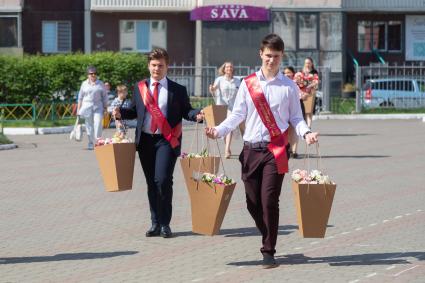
190, 5, 269, 22
406, 15, 425, 61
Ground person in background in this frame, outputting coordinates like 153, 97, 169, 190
208, 61, 241, 158
110, 85, 131, 137
104, 82, 116, 106
301, 57, 319, 128
77, 66, 108, 150
206, 34, 318, 268
283, 66, 306, 158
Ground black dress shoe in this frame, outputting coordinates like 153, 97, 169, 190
145, 224, 160, 237
262, 253, 278, 269
160, 225, 172, 238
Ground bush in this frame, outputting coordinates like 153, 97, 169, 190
0, 52, 149, 103
0, 133, 13, 145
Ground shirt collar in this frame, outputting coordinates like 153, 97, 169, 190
86, 79, 100, 85
256, 69, 284, 83
150, 76, 167, 87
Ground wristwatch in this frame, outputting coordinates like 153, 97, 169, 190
303, 131, 312, 139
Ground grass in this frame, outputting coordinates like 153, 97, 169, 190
190, 97, 215, 109
330, 97, 425, 114
0, 119, 76, 128
0, 133, 13, 145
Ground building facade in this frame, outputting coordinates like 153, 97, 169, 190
21, 0, 85, 54
7, 0, 425, 87
344, 0, 425, 80
90, 0, 196, 64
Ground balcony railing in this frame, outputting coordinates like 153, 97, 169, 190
91, 0, 197, 12
343, 0, 425, 10
0, 0, 23, 12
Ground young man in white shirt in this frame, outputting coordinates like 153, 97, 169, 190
206, 34, 319, 268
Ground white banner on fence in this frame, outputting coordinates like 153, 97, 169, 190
406, 15, 425, 61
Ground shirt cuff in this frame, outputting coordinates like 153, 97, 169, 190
215, 125, 227, 138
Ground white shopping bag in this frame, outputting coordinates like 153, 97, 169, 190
70, 116, 83, 142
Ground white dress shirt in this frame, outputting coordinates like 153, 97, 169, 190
142, 76, 168, 134
215, 70, 311, 143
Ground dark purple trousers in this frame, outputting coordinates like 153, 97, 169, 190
239, 146, 285, 255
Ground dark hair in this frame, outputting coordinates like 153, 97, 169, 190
148, 48, 169, 64
304, 57, 318, 74
284, 66, 295, 74
260, 33, 284, 52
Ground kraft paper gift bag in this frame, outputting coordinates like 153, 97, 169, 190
292, 181, 336, 238
188, 181, 236, 236
94, 143, 136, 192
302, 92, 316, 114
203, 105, 227, 127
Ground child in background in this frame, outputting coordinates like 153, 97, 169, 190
110, 85, 131, 138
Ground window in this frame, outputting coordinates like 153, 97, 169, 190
42, 21, 71, 53
320, 13, 342, 51
358, 21, 372, 52
418, 81, 425, 92
298, 14, 318, 49
388, 21, 402, 51
372, 21, 386, 51
357, 20, 402, 52
272, 12, 296, 51
0, 16, 18, 47
120, 20, 166, 52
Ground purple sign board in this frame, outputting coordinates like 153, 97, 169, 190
190, 5, 270, 22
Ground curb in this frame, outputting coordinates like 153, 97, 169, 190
314, 113, 425, 120
3, 128, 37, 135
38, 126, 74, 135
0, 143, 18, 150
2, 114, 424, 136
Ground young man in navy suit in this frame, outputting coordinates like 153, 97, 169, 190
113, 48, 203, 238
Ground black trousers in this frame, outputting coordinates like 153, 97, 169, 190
138, 133, 178, 226
239, 146, 287, 255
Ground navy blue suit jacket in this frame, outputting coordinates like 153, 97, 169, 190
120, 77, 201, 156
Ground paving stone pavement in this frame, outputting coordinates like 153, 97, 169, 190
1, 120, 424, 283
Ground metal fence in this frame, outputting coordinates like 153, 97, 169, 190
355, 64, 425, 112
167, 64, 251, 97
168, 64, 332, 113
0, 103, 75, 122
255, 65, 332, 113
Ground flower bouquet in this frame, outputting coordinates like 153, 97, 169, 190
294, 72, 319, 114
291, 169, 336, 238
201, 173, 235, 186
294, 72, 319, 93
94, 131, 136, 192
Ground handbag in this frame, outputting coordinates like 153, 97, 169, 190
70, 116, 83, 142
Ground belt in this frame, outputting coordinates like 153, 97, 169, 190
243, 141, 270, 149
142, 132, 163, 138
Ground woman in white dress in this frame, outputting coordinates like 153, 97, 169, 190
208, 62, 241, 158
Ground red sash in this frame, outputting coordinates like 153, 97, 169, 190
244, 73, 289, 174
138, 80, 182, 148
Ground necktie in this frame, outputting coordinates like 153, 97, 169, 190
150, 82, 160, 133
